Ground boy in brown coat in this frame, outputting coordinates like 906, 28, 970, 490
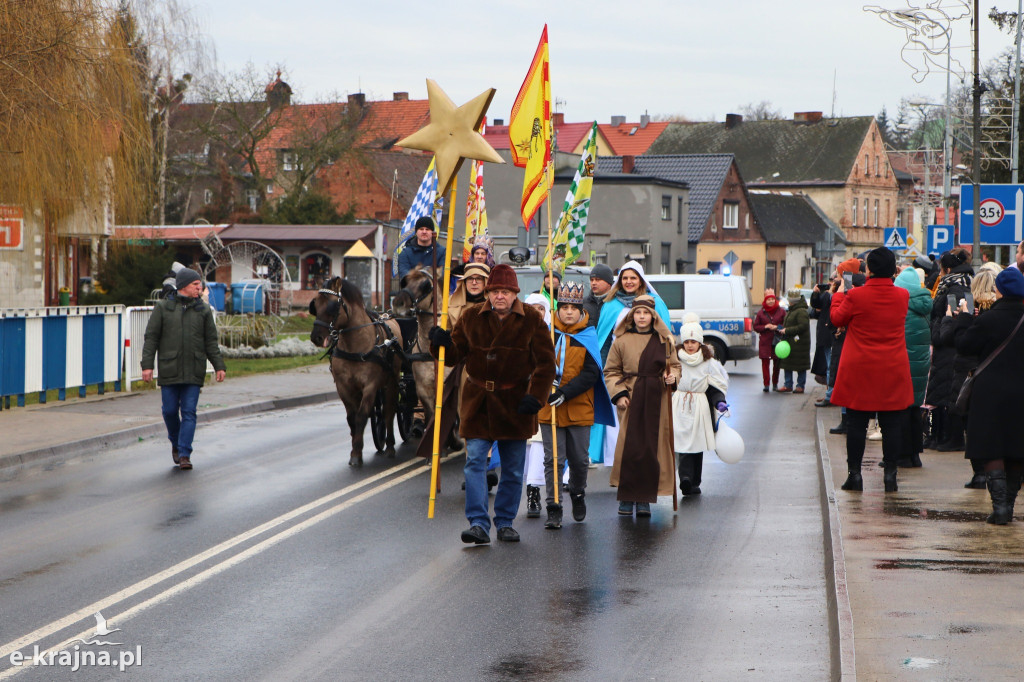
430, 264, 556, 544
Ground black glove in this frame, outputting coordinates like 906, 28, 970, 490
517, 394, 542, 415
428, 326, 452, 351
547, 390, 566, 407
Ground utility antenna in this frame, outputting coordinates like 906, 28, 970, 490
831, 69, 837, 119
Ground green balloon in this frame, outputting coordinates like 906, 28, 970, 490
775, 340, 791, 359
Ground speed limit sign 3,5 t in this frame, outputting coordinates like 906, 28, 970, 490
960, 184, 1024, 246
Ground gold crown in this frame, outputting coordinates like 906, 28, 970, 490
557, 280, 585, 305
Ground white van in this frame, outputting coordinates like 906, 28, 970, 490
645, 274, 756, 362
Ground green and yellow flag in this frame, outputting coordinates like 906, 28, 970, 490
543, 122, 597, 273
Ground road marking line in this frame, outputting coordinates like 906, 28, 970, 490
0, 456, 456, 679
0, 456, 435, 663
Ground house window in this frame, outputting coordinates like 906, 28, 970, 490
852, 199, 858, 226
707, 260, 723, 275
896, 209, 904, 227
862, 198, 869, 226
864, 154, 869, 175
661, 195, 671, 221
282, 152, 299, 172
874, 156, 880, 177
677, 197, 684, 235
303, 253, 332, 290
885, 199, 891, 225
266, 183, 274, 195
741, 260, 754, 289
247, 189, 258, 211
874, 199, 879, 227
661, 243, 671, 275
765, 260, 777, 292
723, 202, 739, 229
203, 189, 213, 205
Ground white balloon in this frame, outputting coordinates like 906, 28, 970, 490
715, 421, 744, 463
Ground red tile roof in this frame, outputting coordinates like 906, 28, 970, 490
598, 121, 670, 156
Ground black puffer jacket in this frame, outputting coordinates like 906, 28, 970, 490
925, 264, 973, 406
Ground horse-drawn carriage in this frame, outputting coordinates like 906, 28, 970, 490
308, 270, 450, 466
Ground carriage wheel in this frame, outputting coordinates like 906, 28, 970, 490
370, 390, 388, 452
396, 375, 418, 442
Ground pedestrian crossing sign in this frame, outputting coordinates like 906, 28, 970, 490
883, 227, 908, 251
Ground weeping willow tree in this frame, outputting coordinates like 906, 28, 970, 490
0, 0, 153, 226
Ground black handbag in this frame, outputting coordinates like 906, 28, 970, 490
953, 312, 1024, 415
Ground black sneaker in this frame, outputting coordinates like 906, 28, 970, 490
496, 527, 520, 542
461, 525, 490, 544
544, 504, 562, 529
526, 485, 541, 518
569, 491, 586, 522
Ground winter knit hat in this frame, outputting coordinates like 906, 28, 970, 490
678, 312, 704, 343
590, 263, 615, 286
486, 263, 520, 293
175, 267, 202, 291
996, 267, 1024, 298
836, 258, 861, 277
866, 247, 897, 278
459, 263, 490, 280
415, 215, 436, 232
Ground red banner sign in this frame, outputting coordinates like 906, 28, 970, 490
0, 205, 24, 250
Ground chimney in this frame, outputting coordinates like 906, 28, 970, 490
393, 92, 409, 101
640, 113, 650, 128
553, 112, 565, 126
264, 71, 292, 110
611, 115, 626, 127
725, 113, 743, 129
622, 155, 635, 174
493, 118, 504, 126
793, 111, 823, 124
347, 92, 366, 109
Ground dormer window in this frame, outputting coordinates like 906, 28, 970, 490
282, 152, 300, 172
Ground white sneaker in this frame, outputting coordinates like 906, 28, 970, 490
867, 420, 883, 441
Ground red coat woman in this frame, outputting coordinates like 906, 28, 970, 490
829, 247, 914, 494
752, 290, 786, 392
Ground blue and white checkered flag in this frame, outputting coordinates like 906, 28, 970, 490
394, 158, 443, 276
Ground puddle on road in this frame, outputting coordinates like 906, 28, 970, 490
880, 499, 989, 523
903, 657, 941, 669
875, 558, 1024, 574
489, 654, 585, 680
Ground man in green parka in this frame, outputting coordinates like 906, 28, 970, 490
141, 268, 226, 470
778, 288, 811, 393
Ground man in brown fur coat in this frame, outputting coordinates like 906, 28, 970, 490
430, 264, 556, 544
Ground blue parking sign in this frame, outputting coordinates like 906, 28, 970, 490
960, 184, 1024, 245
927, 225, 954, 254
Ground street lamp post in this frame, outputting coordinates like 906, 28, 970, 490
972, 0, 982, 269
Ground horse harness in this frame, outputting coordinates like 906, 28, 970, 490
317, 286, 401, 371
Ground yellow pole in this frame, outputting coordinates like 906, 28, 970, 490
428, 177, 458, 519
545, 162, 558, 506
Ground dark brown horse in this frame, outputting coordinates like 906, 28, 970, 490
391, 266, 442, 418
309, 276, 401, 466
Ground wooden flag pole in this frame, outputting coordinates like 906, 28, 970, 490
544, 162, 559, 507
428, 177, 458, 518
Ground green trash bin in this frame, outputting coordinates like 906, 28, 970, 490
58, 287, 70, 306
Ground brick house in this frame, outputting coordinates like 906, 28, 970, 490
649, 113, 899, 254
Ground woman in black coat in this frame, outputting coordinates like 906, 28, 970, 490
925, 250, 973, 450
954, 268, 1024, 524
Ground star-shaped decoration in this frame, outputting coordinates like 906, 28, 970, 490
396, 79, 505, 197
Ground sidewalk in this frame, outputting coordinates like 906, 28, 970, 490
0, 365, 338, 473
816, 407, 1024, 680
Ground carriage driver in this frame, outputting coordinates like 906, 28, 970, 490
429, 264, 556, 544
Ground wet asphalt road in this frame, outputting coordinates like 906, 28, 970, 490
0, 358, 829, 681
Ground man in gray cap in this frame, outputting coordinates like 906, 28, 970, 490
583, 263, 614, 328
141, 267, 227, 470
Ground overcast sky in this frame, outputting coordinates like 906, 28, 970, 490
192, 0, 1014, 124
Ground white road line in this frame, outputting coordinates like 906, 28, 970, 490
0, 456, 455, 679
0, 456, 432, 663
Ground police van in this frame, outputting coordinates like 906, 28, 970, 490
646, 274, 756, 362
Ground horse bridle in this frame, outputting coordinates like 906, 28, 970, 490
406, 278, 435, 315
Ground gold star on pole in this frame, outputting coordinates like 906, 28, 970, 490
396, 79, 505, 196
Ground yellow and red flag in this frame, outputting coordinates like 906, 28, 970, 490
509, 25, 552, 230
463, 160, 488, 262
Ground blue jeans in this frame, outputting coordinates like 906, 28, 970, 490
465, 438, 526, 532
161, 384, 201, 457
784, 370, 806, 390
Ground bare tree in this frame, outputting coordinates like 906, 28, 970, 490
737, 101, 783, 121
